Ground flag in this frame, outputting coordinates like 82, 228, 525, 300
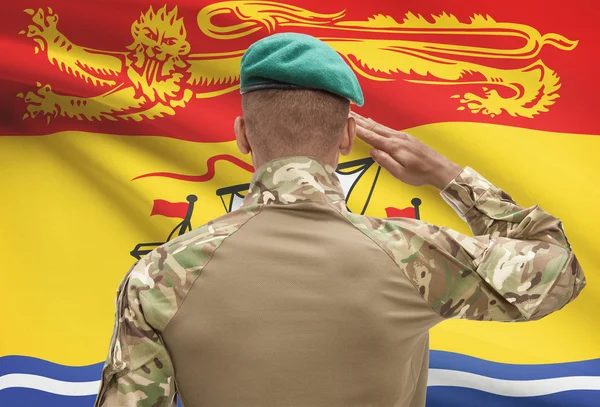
385, 200, 422, 220
386, 207, 416, 219
0, 1, 598, 406
150, 200, 190, 219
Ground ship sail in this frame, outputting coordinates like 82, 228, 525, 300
335, 157, 379, 215
216, 184, 247, 213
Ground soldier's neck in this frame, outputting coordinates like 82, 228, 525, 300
251, 150, 340, 171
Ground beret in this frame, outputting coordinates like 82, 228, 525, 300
240, 33, 364, 106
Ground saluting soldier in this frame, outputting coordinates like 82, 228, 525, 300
96, 33, 585, 407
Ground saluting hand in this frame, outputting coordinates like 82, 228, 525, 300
350, 111, 463, 190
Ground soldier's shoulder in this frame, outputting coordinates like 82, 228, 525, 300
342, 210, 430, 240
342, 211, 477, 258
159, 204, 262, 257
124, 205, 262, 329
128, 204, 261, 275
341, 210, 459, 264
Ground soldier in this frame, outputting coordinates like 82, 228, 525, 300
95, 33, 586, 407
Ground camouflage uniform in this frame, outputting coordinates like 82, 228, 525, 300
95, 156, 585, 407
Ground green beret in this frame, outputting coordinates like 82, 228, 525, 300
240, 33, 364, 106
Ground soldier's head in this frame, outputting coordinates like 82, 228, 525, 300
236, 89, 355, 168
235, 33, 363, 168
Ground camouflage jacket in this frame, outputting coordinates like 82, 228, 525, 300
95, 156, 585, 406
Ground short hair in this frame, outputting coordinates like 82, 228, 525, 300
242, 89, 350, 159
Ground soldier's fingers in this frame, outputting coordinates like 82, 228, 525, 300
370, 148, 406, 179
350, 111, 381, 134
350, 111, 407, 140
349, 111, 382, 131
356, 125, 398, 152
349, 110, 369, 122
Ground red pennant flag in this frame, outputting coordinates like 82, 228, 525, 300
385, 206, 417, 219
150, 199, 189, 219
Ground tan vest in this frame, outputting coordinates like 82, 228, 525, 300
165, 200, 437, 406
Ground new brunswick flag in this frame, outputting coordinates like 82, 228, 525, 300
0, 0, 598, 405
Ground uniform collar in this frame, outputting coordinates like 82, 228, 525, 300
241, 156, 346, 210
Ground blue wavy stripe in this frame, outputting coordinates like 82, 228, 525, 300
430, 350, 600, 379
0, 389, 97, 407
0, 389, 185, 407
426, 387, 599, 407
0, 356, 103, 382
1, 387, 597, 407
4, 352, 599, 383
1, 352, 599, 407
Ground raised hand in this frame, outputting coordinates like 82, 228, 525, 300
351, 111, 463, 190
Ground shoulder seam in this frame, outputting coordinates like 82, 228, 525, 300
328, 204, 442, 318
146, 204, 265, 333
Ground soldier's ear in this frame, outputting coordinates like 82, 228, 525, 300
234, 116, 251, 155
339, 116, 356, 156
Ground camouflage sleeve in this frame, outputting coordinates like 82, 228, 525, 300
423, 166, 586, 321
94, 262, 177, 407
441, 167, 572, 248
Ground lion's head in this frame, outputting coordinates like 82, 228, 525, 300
126, 6, 191, 103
